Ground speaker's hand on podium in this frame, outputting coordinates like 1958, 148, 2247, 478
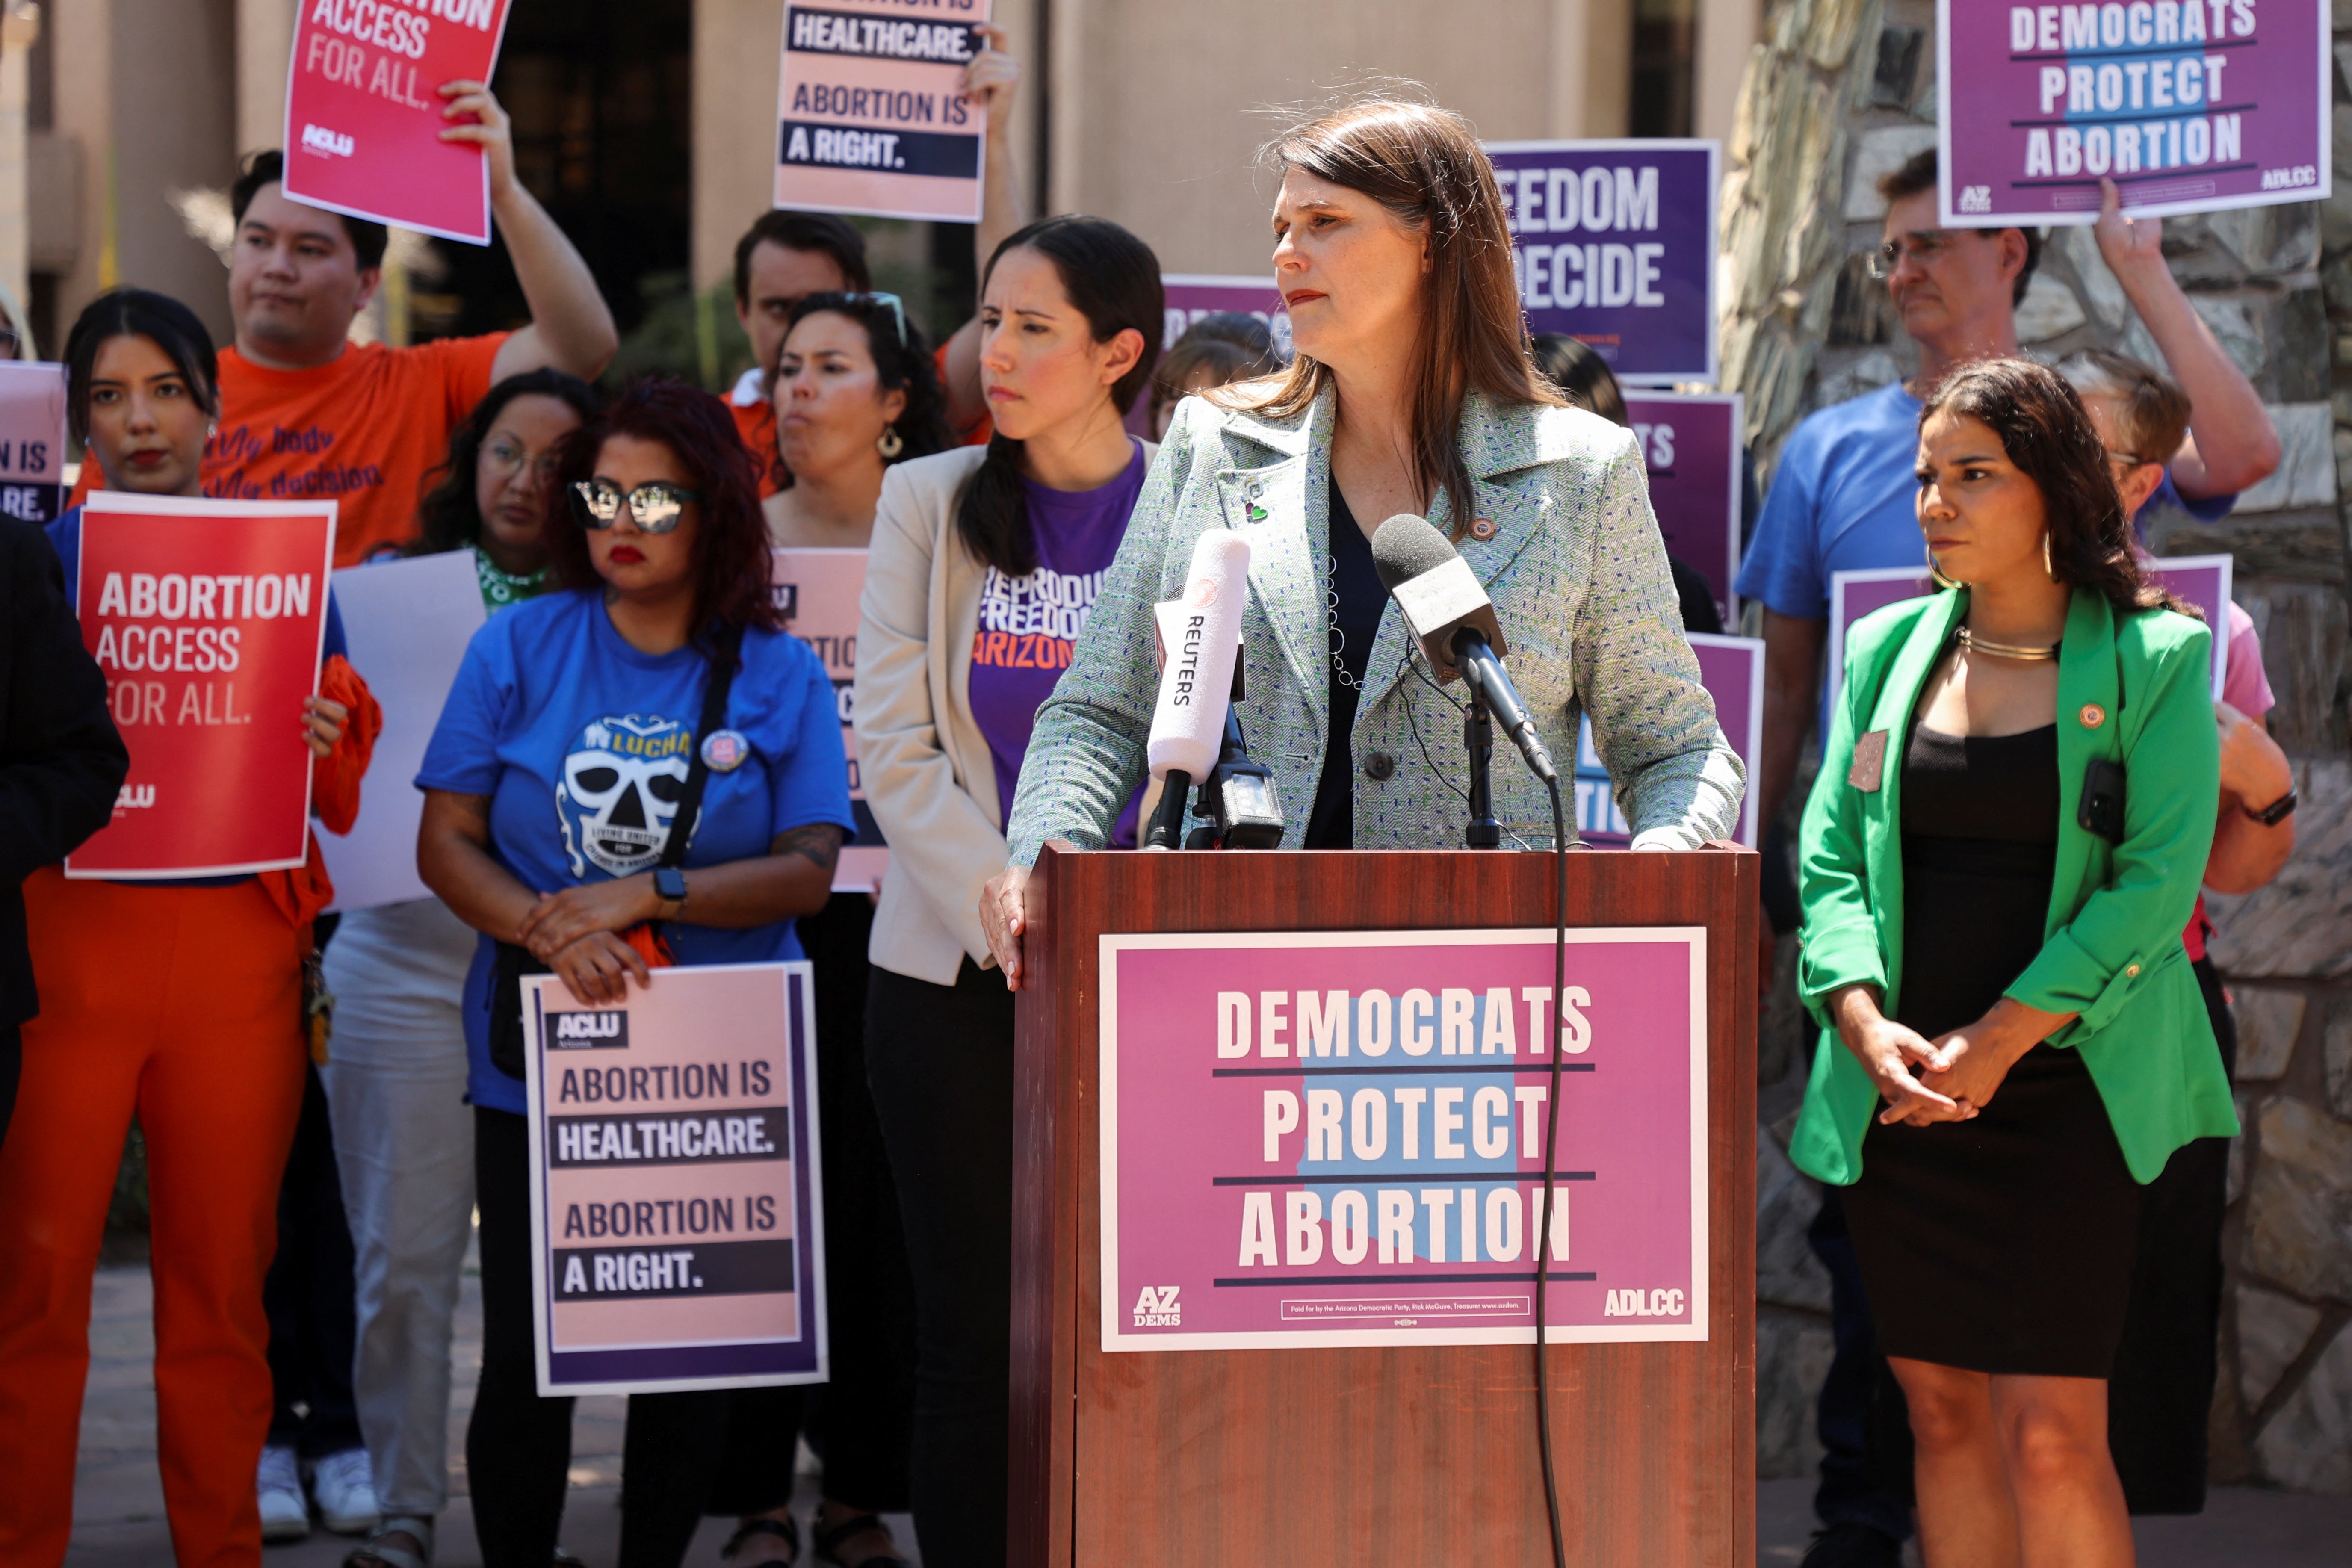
981, 863, 1032, 990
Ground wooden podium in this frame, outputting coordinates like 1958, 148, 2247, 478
1010, 845, 1758, 1567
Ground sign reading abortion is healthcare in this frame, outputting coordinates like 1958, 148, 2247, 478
1487, 139, 1719, 385
1100, 928, 1707, 1352
0, 362, 67, 526
281, 0, 515, 244
774, 0, 993, 223
1938, 0, 2332, 225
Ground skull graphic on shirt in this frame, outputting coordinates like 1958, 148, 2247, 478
555, 714, 694, 878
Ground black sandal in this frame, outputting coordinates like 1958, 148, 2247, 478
810, 1513, 910, 1568
720, 1516, 800, 1564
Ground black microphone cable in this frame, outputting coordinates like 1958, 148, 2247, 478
1535, 772, 1569, 1568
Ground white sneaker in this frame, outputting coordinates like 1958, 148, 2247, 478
308, 1447, 381, 1536
257, 1444, 310, 1543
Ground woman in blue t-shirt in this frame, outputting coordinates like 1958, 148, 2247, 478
853, 215, 1162, 1566
417, 379, 853, 1568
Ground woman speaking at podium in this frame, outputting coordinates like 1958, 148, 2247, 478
979, 96, 1743, 977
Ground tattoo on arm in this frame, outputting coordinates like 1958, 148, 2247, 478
773, 823, 845, 875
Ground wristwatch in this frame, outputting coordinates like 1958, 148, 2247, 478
2245, 789, 2298, 827
652, 866, 689, 915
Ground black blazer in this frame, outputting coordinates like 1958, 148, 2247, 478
1, 518, 128, 1026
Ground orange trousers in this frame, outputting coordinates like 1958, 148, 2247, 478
0, 868, 307, 1568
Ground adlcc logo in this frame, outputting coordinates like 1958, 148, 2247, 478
551, 1010, 630, 1050
300, 123, 355, 159
1131, 1285, 1182, 1327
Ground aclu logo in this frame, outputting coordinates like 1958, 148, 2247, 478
1131, 1285, 1182, 1327
300, 123, 355, 159
551, 1010, 629, 1050
1603, 1286, 1686, 1318
114, 783, 155, 812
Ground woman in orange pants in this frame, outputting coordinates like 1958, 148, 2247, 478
0, 289, 378, 1568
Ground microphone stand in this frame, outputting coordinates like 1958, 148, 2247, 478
1461, 686, 1502, 849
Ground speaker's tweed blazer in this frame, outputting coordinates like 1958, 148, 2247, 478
1004, 384, 1745, 862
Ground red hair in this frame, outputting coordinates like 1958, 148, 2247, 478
544, 378, 781, 640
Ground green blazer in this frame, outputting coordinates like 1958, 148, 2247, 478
1788, 584, 2237, 1187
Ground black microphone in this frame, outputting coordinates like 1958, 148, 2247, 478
1370, 514, 1558, 784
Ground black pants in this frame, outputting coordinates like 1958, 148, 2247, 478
706, 895, 918, 1518
467, 1106, 732, 1568
864, 957, 1015, 1568
265, 1060, 364, 1457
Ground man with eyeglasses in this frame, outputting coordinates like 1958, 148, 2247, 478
1740, 148, 2280, 1568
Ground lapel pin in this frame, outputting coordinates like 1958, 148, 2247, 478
1247, 503, 1267, 523
1469, 517, 1497, 541
2078, 703, 2106, 729
701, 729, 751, 771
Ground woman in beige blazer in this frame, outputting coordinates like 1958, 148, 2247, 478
852, 214, 1161, 1568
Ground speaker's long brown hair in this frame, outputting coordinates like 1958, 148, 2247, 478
1217, 97, 1564, 537
1918, 358, 2195, 619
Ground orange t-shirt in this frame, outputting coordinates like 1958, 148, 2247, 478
195, 334, 508, 566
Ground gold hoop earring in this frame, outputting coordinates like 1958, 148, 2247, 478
2043, 531, 2056, 581
877, 425, 903, 459
1926, 542, 1964, 591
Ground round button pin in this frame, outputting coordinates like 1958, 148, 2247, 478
700, 729, 751, 771
2079, 703, 2106, 729
1469, 517, 1497, 541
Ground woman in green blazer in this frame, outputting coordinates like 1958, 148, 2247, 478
1790, 359, 2233, 1566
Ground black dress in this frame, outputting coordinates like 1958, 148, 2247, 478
1840, 720, 2144, 1378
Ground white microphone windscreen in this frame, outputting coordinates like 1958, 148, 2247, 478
1145, 529, 1250, 781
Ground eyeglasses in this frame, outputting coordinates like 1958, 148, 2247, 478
570, 478, 700, 533
482, 437, 561, 483
845, 292, 908, 346
1866, 231, 1962, 280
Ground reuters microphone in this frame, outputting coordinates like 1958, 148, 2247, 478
1370, 514, 1558, 784
1143, 529, 1250, 847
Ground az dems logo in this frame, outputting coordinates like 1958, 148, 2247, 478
550, 1010, 630, 1050
299, 123, 355, 159
1131, 1285, 1182, 1327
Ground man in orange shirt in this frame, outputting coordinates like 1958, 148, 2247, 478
207, 80, 616, 565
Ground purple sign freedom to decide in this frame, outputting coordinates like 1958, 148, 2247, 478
1124, 274, 1294, 438
1829, 555, 2234, 711
1938, 0, 2332, 226
1575, 633, 1764, 850
1099, 928, 1708, 1352
1487, 139, 1719, 385
1622, 392, 1743, 623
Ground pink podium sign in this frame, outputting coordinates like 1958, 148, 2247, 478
1098, 927, 1708, 1352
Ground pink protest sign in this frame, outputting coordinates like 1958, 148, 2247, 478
1622, 391, 1743, 625
1573, 633, 1763, 848
0, 361, 67, 526
1937, 0, 2332, 225
1830, 555, 2232, 708
773, 548, 884, 892
774, 0, 992, 223
1099, 928, 1708, 1352
524, 962, 826, 1395
281, 0, 514, 245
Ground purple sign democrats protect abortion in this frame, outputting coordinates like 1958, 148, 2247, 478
1575, 634, 1763, 850
1099, 928, 1708, 1352
1487, 139, 1719, 385
1829, 555, 2234, 710
1938, 0, 2332, 225
1622, 392, 1743, 623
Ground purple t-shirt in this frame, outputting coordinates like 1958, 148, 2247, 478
968, 439, 1149, 846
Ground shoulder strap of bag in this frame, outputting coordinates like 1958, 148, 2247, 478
661, 623, 745, 869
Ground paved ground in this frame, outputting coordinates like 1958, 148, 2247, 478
64, 1261, 2351, 1566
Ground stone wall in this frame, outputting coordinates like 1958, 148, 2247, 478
1722, 0, 2352, 1492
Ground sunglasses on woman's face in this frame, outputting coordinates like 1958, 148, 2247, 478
570, 478, 700, 533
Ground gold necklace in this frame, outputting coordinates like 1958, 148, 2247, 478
1957, 626, 2060, 661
